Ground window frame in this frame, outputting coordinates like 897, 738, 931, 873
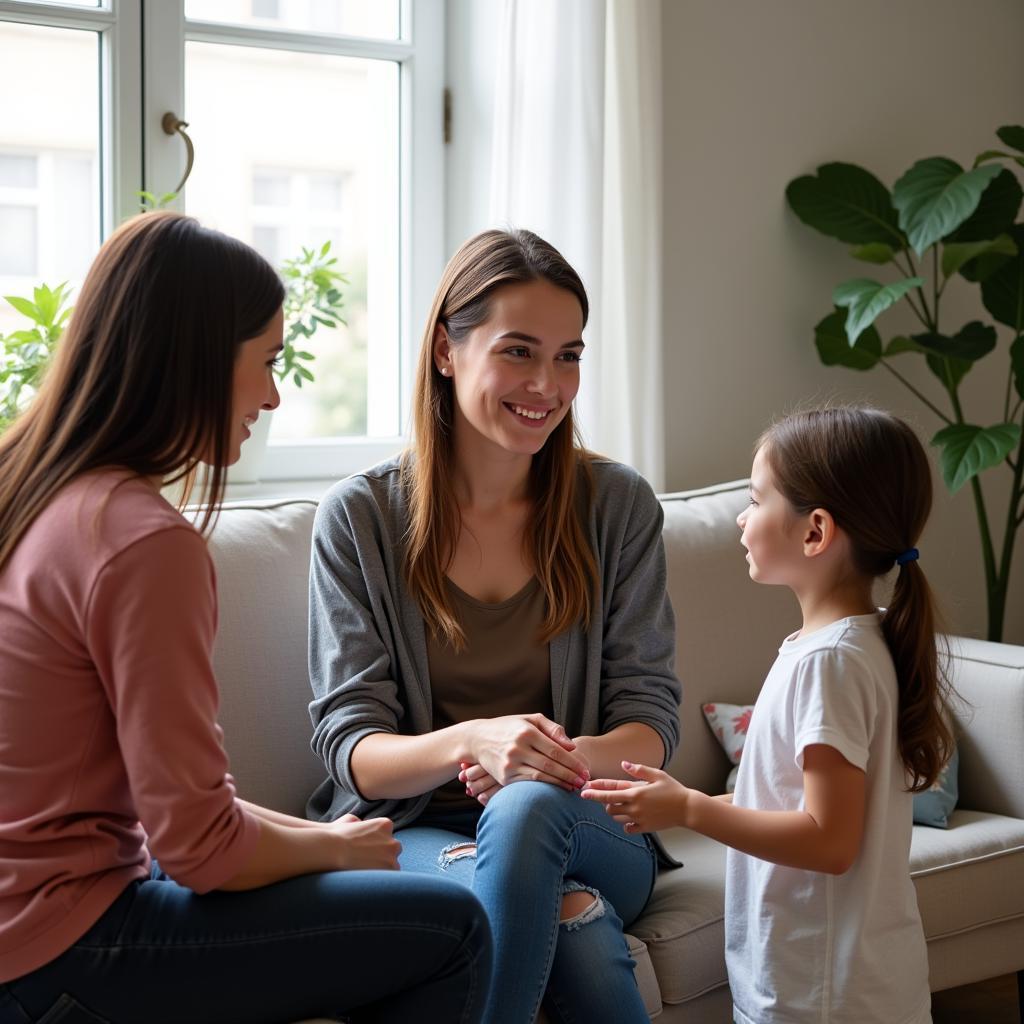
0, 0, 142, 235
143, 0, 445, 483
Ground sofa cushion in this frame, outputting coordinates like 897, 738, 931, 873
628, 828, 727, 1007
910, 809, 1024, 940
207, 499, 324, 817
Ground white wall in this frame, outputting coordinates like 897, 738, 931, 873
661, 0, 1024, 643
445, 0, 1024, 643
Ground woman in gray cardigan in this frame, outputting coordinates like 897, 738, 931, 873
308, 228, 681, 1024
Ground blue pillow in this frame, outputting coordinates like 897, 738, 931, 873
912, 745, 959, 828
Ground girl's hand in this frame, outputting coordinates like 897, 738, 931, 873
326, 815, 401, 871
468, 714, 591, 790
581, 760, 687, 833
459, 761, 502, 805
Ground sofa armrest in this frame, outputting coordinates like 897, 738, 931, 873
946, 636, 1024, 820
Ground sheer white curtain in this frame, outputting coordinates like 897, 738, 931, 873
489, 0, 664, 488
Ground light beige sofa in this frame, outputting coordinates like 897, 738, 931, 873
207, 479, 1024, 1022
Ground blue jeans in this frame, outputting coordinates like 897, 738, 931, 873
0, 864, 491, 1024
399, 782, 657, 1024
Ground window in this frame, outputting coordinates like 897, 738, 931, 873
0, 0, 443, 481
0, 16, 107, 336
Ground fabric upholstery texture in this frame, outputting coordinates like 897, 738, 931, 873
205, 481, 1024, 1023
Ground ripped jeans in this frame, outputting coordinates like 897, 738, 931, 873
398, 781, 657, 1024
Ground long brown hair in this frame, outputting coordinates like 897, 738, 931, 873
758, 406, 954, 791
0, 211, 284, 571
403, 228, 598, 650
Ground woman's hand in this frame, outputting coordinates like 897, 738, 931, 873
326, 814, 401, 870
581, 761, 687, 833
459, 762, 501, 805
467, 714, 591, 790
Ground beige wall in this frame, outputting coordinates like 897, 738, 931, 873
662, 0, 1024, 643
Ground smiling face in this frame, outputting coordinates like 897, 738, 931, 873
435, 278, 584, 459
736, 445, 807, 586
227, 307, 283, 464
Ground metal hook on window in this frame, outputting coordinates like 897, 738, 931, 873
161, 112, 195, 194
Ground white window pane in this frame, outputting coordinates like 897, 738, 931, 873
252, 169, 291, 206
185, 41, 399, 440
251, 224, 283, 264
0, 154, 38, 188
0, 207, 37, 276
0, 22, 100, 337
185, 0, 400, 39
309, 173, 343, 211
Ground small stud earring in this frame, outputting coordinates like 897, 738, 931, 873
440, 366, 450, 376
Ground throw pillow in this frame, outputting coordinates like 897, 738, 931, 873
912, 745, 959, 829
702, 701, 753, 772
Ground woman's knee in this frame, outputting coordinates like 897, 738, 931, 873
479, 779, 573, 825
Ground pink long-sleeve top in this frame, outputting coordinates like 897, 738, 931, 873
0, 470, 260, 982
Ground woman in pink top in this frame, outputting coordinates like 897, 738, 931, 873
0, 212, 491, 1024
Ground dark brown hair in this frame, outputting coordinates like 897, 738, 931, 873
758, 406, 954, 791
0, 211, 284, 570
403, 228, 598, 649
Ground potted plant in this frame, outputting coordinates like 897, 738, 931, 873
785, 125, 1024, 641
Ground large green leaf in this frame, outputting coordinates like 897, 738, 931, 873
832, 277, 924, 344
996, 125, 1024, 153
786, 163, 903, 246
892, 158, 1002, 256
850, 243, 896, 264
931, 423, 1022, 493
912, 322, 997, 361
980, 225, 1024, 330
946, 169, 1022, 243
942, 234, 1017, 279
4, 296, 38, 322
885, 335, 921, 356
814, 310, 882, 369
926, 353, 973, 392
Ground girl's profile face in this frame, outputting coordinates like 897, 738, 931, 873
227, 307, 284, 465
435, 278, 584, 459
736, 446, 805, 586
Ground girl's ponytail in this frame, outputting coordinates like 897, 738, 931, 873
881, 559, 954, 792
759, 406, 954, 793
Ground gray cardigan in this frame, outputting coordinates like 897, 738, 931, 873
306, 456, 681, 831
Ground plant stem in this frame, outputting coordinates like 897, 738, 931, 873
993, 416, 1024, 641
946, 385, 1000, 640
892, 253, 933, 329
878, 360, 953, 424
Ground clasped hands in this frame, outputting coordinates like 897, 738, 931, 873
458, 714, 693, 833
458, 713, 591, 806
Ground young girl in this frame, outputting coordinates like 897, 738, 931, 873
583, 406, 950, 1024
307, 228, 681, 1023
0, 211, 491, 1024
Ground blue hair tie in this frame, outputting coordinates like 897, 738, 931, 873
895, 548, 919, 566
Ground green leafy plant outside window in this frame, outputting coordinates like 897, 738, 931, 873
0, 244, 344, 430
785, 125, 1024, 642
0, 283, 74, 433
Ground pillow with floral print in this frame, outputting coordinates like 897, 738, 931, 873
702, 702, 753, 794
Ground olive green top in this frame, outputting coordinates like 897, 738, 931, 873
426, 577, 552, 811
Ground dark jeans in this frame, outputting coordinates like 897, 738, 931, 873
0, 864, 491, 1024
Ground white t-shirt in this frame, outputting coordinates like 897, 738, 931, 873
726, 614, 931, 1024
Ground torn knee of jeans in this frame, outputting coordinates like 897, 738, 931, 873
559, 880, 605, 931
438, 841, 477, 869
